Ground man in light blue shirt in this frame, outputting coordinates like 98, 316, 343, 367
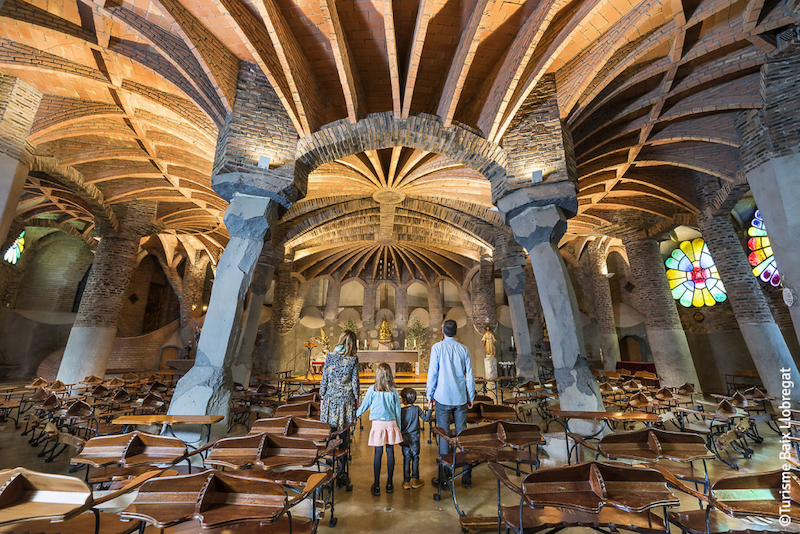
426, 319, 475, 489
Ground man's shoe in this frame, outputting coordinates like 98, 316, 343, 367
403, 481, 412, 490
411, 478, 424, 489
371, 483, 380, 496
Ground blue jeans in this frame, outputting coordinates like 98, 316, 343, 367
435, 401, 469, 478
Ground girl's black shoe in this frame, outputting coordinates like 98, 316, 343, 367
386, 482, 394, 493
371, 483, 381, 496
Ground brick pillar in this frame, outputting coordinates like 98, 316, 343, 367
232, 248, 278, 386
181, 257, 209, 334
471, 257, 498, 333
56, 202, 158, 384
586, 240, 621, 370
324, 281, 341, 324
500, 261, 536, 380
698, 212, 800, 398
737, 42, 800, 351
362, 283, 377, 339
0, 74, 42, 243
273, 259, 301, 335
622, 236, 701, 388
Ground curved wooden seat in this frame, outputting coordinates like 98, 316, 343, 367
274, 401, 320, 419
71, 432, 187, 468
668, 508, 800, 533
205, 433, 319, 470
501, 504, 668, 534
0, 512, 141, 534
249, 416, 331, 442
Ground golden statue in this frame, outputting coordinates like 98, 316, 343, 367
481, 326, 497, 357
319, 327, 330, 353
379, 317, 392, 343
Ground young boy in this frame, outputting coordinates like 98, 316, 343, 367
399, 387, 432, 490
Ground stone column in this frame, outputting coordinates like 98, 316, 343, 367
737, 41, 800, 347
498, 200, 603, 413
0, 75, 42, 243
698, 212, 800, 399
499, 261, 537, 380
586, 240, 621, 371
471, 257, 498, 333
622, 235, 702, 388
395, 284, 408, 348
324, 281, 341, 324
169, 194, 279, 423
362, 283, 377, 334
57, 202, 158, 384
231, 251, 276, 386
428, 282, 443, 332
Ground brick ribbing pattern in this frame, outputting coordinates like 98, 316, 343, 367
273, 260, 302, 334
622, 236, 683, 330
73, 202, 157, 329
294, 112, 508, 201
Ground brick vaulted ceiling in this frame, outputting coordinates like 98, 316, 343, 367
1, 0, 793, 273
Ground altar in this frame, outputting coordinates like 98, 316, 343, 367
358, 350, 419, 375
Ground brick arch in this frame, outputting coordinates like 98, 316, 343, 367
294, 113, 509, 201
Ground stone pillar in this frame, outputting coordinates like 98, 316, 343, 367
231, 251, 277, 386
324, 281, 341, 324
498, 200, 603, 413
500, 262, 537, 380
737, 41, 800, 347
698, 212, 800, 399
395, 284, 408, 348
622, 235, 702, 388
585, 240, 621, 371
0, 75, 42, 243
428, 282, 443, 332
57, 203, 158, 384
362, 283, 377, 334
471, 257, 498, 333
169, 194, 279, 424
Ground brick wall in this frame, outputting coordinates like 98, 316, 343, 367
117, 255, 157, 337
15, 232, 93, 312
273, 260, 302, 334
583, 240, 616, 335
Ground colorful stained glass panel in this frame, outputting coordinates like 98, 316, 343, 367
3, 231, 24, 265
747, 210, 781, 287
665, 237, 727, 308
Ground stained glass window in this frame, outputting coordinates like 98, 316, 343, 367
747, 210, 781, 287
665, 238, 727, 308
3, 231, 24, 265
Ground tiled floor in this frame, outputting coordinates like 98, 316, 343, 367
0, 396, 787, 533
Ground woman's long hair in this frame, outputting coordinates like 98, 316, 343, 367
374, 363, 395, 392
337, 330, 358, 358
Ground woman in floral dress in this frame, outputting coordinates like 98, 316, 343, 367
320, 329, 360, 487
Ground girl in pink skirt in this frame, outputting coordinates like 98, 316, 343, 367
356, 363, 403, 496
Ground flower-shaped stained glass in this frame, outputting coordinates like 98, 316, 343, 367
747, 210, 781, 287
665, 238, 727, 308
3, 231, 24, 265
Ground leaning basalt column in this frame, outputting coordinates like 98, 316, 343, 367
498, 196, 603, 415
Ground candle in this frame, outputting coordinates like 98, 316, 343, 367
510, 335, 515, 350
